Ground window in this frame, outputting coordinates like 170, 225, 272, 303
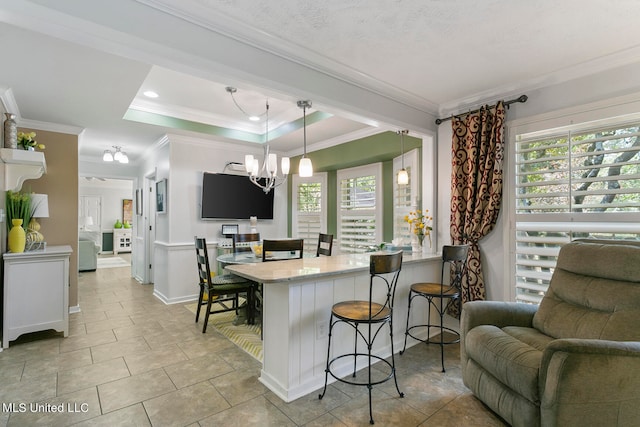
514, 117, 640, 303
292, 173, 327, 254
393, 148, 420, 242
337, 164, 382, 253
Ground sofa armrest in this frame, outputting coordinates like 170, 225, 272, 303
461, 300, 537, 336
540, 339, 640, 427
460, 301, 538, 368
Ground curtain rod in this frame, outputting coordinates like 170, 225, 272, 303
435, 94, 528, 125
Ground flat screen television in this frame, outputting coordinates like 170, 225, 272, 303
201, 172, 274, 219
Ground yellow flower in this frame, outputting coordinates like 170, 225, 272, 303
37, 144, 45, 150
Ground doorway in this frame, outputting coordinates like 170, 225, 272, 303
79, 176, 134, 268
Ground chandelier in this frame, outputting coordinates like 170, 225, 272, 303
103, 146, 129, 164
237, 95, 290, 193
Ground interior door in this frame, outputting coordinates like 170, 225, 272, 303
79, 196, 101, 231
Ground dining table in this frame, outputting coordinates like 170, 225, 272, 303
215, 251, 312, 327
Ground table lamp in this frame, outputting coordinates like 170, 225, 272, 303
28, 193, 49, 245
82, 215, 94, 230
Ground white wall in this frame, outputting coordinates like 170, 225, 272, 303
437, 62, 640, 303
168, 135, 288, 242
135, 134, 287, 303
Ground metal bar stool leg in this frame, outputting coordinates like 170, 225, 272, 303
400, 291, 413, 354
318, 315, 335, 400
439, 293, 445, 372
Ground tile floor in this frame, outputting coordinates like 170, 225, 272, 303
0, 257, 508, 426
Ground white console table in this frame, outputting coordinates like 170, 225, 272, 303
2, 245, 72, 348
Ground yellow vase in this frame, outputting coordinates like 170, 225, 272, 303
8, 219, 26, 253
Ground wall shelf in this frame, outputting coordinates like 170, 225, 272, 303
0, 148, 47, 191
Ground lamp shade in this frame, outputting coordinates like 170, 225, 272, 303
299, 157, 313, 177
103, 150, 114, 162
397, 169, 409, 185
30, 194, 49, 218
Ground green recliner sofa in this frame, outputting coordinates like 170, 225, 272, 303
461, 239, 640, 427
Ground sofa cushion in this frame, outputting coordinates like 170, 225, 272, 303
465, 325, 543, 403
533, 242, 640, 341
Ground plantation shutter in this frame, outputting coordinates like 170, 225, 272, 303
337, 164, 382, 253
514, 119, 640, 303
292, 173, 327, 254
393, 148, 419, 242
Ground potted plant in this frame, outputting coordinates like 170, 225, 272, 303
6, 190, 31, 252
6, 190, 31, 232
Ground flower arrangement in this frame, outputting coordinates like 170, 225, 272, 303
405, 209, 433, 246
17, 131, 45, 151
6, 190, 31, 232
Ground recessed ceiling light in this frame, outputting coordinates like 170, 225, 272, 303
249, 116, 260, 121
143, 90, 159, 98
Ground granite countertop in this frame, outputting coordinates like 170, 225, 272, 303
225, 251, 440, 284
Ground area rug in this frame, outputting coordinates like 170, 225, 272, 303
185, 302, 263, 362
96, 257, 130, 269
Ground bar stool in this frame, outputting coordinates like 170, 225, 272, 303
400, 245, 468, 372
319, 251, 404, 425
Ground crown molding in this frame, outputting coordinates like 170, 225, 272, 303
17, 118, 84, 135
0, 87, 20, 117
136, 0, 439, 115
439, 45, 640, 118
285, 126, 386, 157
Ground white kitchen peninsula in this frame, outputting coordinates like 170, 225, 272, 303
2, 245, 72, 348
226, 251, 442, 402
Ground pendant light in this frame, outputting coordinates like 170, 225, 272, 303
397, 130, 409, 185
297, 100, 313, 177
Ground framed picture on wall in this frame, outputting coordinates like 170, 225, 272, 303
156, 179, 167, 214
122, 199, 133, 223
135, 188, 143, 215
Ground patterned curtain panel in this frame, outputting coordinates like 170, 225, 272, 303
450, 101, 506, 315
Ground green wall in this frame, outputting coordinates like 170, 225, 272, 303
287, 131, 422, 243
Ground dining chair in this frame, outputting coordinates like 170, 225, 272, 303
319, 251, 404, 425
232, 232, 261, 253
316, 233, 334, 257
399, 245, 469, 372
262, 239, 304, 262
194, 236, 256, 332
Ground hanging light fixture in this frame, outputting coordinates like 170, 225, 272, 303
243, 99, 290, 193
297, 100, 313, 177
397, 130, 409, 185
102, 146, 129, 164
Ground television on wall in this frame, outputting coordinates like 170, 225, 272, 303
201, 172, 274, 220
